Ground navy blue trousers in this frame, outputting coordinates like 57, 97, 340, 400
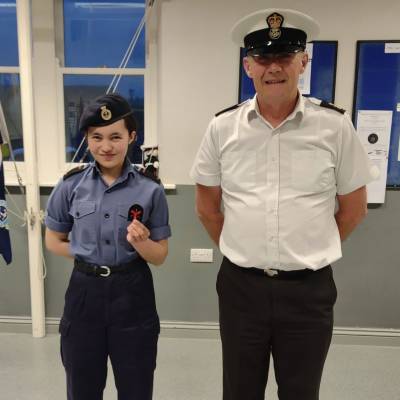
59, 259, 159, 400
218, 257, 337, 400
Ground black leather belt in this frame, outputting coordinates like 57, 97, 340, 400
227, 258, 329, 280
74, 258, 143, 277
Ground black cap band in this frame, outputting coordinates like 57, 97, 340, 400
244, 27, 307, 54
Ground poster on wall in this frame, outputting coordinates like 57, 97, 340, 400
353, 41, 400, 188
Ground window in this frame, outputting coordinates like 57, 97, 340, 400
0, 0, 19, 66
63, 0, 145, 68
0, 0, 23, 161
60, 0, 147, 164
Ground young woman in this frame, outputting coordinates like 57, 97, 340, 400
45, 93, 171, 400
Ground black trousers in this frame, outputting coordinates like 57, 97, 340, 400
59, 259, 159, 400
217, 257, 337, 400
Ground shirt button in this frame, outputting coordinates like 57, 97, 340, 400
105, 239, 110, 245
76, 212, 80, 217
104, 213, 110, 219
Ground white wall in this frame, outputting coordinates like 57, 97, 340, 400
158, 0, 400, 184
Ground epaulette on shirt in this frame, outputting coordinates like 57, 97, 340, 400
309, 98, 346, 114
215, 104, 240, 117
63, 164, 89, 181
136, 166, 161, 184
320, 100, 346, 114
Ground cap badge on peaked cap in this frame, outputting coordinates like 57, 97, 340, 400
230, 8, 320, 56
266, 12, 284, 40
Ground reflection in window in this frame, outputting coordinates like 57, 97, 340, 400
63, 0, 146, 68
64, 74, 144, 163
0, 74, 23, 161
0, 0, 19, 66
0, 0, 22, 161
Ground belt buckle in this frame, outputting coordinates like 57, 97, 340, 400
99, 266, 111, 277
264, 269, 278, 277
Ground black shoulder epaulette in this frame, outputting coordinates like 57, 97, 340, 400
63, 164, 89, 181
215, 104, 240, 117
136, 167, 161, 185
319, 100, 346, 114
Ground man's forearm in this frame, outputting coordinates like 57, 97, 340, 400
335, 211, 366, 241
198, 212, 224, 246
335, 186, 368, 241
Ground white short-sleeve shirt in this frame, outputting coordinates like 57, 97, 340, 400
190, 95, 374, 271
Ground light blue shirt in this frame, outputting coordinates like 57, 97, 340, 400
45, 160, 171, 266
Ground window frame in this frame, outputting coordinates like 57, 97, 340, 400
3, 0, 159, 187
56, 0, 158, 174
1, 65, 25, 185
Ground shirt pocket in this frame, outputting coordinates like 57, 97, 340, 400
291, 149, 334, 192
221, 150, 257, 192
69, 201, 97, 245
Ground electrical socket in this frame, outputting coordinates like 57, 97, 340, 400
190, 248, 213, 263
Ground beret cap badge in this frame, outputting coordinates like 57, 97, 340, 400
100, 105, 112, 121
266, 12, 284, 40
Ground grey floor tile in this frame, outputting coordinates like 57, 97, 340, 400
0, 333, 399, 400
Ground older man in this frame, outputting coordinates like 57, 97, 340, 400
190, 8, 374, 400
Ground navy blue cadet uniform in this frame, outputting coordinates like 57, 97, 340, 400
45, 95, 171, 400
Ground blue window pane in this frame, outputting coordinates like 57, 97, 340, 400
0, 73, 23, 161
0, 0, 19, 66
64, 0, 146, 68
64, 74, 144, 163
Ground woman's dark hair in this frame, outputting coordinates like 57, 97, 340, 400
123, 114, 137, 134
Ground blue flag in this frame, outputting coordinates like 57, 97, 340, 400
0, 143, 12, 265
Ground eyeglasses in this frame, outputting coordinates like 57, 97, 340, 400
250, 52, 299, 66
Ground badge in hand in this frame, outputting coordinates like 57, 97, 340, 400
128, 204, 144, 222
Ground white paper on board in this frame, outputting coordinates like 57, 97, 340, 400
357, 110, 393, 203
385, 43, 400, 53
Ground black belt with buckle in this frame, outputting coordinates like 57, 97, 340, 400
226, 258, 329, 280
74, 258, 143, 277
248, 267, 319, 279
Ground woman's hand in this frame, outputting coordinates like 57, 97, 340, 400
127, 219, 150, 244
125, 220, 168, 266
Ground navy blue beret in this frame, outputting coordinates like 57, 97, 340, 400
78, 93, 133, 133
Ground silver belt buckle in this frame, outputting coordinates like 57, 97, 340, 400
99, 266, 111, 277
264, 269, 278, 277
